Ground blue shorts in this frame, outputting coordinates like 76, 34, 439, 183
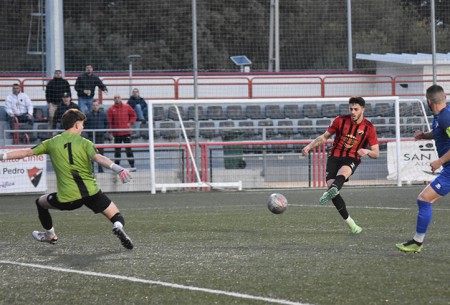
430, 166, 450, 196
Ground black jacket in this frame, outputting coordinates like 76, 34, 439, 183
74, 73, 107, 98
55, 101, 80, 123
127, 96, 148, 119
45, 77, 71, 105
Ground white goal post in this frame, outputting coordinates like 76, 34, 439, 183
146, 97, 408, 194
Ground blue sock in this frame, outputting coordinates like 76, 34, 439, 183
416, 199, 432, 234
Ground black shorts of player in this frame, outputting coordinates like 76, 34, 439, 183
325, 156, 360, 181
47, 191, 112, 214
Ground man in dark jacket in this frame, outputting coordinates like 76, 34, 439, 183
127, 88, 148, 123
74, 65, 108, 114
85, 100, 108, 172
54, 92, 79, 129
45, 70, 71, 129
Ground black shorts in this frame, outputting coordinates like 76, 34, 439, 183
325, 156, 360, 181
47, 191, 112, 214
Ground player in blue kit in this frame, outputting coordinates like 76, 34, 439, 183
396, 84, 450, 253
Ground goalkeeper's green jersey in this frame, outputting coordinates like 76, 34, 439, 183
32, 132, 99, 203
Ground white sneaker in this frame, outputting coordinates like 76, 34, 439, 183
32, 231, 58, 244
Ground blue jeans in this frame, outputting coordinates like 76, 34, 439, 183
134, 104, 145, 121
78, 97, 94, 114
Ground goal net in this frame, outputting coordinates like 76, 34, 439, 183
146, 96, 410, 194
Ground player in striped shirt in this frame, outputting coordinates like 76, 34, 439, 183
0, 109, 134, 249
302, 97, 379, 234
396, 85, 450, 253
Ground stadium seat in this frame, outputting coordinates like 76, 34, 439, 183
399, 102, 412, 117
374, 103, 393, 117
284, 104, 303, 119
183, 121, 196, 139
245, 105, 265, 119
338, 103, 349, 116
226, 105, 246, 120
411, 101, 429, 116
219, 121, 235, 137
321, 104, 337, 118
187, 106, 207, 121
37, 124, 51, 141
168, 106, 186, 121
159, 121, 178, 140
315, 119, 331, 134
199, 121, 216, 138
302, 104, 321, 118
153, 106, 166, 121
277, 120, 294, 137
258, 120, 276, 138
206, 106, 226, 120
363, 103, 375, 117
238, 121, 257, 138
265, 105, 284, 119
297, 119, 314, 137
371, 118, 390, 137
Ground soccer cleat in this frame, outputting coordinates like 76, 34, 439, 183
346, 217, 362, 234
350, 224, 362, 234
319, 186, 339, 205
112, 227, 134, 250
396, 240, 423, 253
32, 231, 58, 244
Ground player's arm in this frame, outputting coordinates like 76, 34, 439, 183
92, 153, 132, 183
357, 144, 379, 159
415, 130, 434, 140
430, 148, 450, 173
302, 131, 331, 155
0, 148, 35, 160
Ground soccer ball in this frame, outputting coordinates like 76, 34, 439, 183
267, 193, 288, 214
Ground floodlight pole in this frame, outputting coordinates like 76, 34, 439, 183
347, 0, 353, 71
268, 0, 279, 72
430, 0, 437, 84
128, 54, 141, 96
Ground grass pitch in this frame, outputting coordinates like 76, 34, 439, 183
1, 186, 449, 305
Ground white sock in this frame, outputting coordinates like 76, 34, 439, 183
345, 216, 355, 225
46, 227, 56, 237
413, 233, 425, 243
113, 221, 123, 229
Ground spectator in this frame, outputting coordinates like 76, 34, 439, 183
127, 88, 148, 123
45, 69, 71, 129
86, 100, 108, 173
54, 92, 79, 129
4, 83, 33, 131
107, 95, 137, 169
74, 65, 108, 114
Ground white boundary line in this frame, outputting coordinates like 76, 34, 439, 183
0, 260, 313, 305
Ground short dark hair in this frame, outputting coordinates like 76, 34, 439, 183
426, 84, 445, 103
349, 96, 366, 107
61, 109, 86, 130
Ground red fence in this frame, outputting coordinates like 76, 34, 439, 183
0, 74, 447, 104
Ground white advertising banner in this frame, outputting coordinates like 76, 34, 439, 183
0, 150, 47, 193
387, 141, 439, 181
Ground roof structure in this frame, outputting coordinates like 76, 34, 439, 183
356, 53, 450, 65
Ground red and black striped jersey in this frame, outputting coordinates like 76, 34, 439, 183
326, 115, 378, 160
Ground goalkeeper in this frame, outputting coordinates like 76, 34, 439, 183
0, 109, 134, 250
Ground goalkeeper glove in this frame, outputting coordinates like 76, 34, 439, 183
110, 163, 132, 184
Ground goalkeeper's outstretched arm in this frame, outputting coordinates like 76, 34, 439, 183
0, 148, 35, 160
